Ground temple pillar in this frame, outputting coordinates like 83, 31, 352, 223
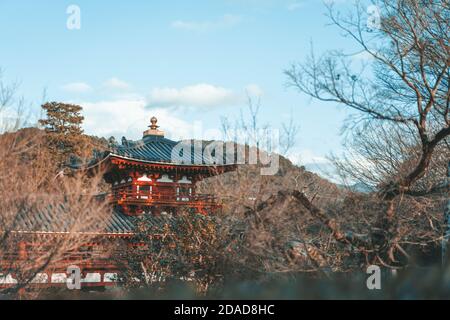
18, 241, 27, 260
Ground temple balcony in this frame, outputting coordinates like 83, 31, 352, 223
110, 190, 220, 210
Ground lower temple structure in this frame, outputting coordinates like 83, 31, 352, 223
0, 117, 237, 289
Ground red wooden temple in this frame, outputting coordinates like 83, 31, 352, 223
0, 117, 237, 290
98, 116, 236, 216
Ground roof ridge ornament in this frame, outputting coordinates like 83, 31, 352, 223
143, 116, 164, 138
149, 116, 159, 130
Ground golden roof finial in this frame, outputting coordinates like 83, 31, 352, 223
149, 116, 159, 130
143, 116, 164, 138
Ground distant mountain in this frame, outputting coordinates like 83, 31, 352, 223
303, 162, 340, 184
303, 162, 375, 194
336, 181, 375, 193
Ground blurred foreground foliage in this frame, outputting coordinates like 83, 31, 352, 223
31, 264, 450, 300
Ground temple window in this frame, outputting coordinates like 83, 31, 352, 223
178, 175, 192, 184
140, 185, 151, 193
137, 174, 152, 182
157, 174, 173, 183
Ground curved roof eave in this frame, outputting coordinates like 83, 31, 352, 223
108, 153, 238, 168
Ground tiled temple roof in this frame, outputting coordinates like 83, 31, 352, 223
81, 137, 236, 170
114, 135, 206, 164
7, 206, 176, 237
116, 136, 177, 163
69, 117, 238, 169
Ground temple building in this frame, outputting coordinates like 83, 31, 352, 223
95, 116, 236, 216
0, 117, 237, 289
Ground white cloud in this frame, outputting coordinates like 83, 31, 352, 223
146, 84, 239, 109
323, 0, 348, 5
288, 149, 330, 166
80, 99, 196, 141
352, 51, 374, 62
287, 148, 342, 182
171, 14, 242, 32
287, 1, 304, 11
245, 84, 264, 98
103, 77, 131, 90
77, 82, 265, 138
61, 82, 92, 93
81, 99, 146, 138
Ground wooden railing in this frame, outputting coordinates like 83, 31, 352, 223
111, 191, 218, 207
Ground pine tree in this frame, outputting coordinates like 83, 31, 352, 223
38, 102, 85, 165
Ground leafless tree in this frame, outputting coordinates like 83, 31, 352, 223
0, 74, 109, 298
221, 96, 299, 157
0, 69, 29, 132
285, 0, 449, 265
201, 99, 342, 278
